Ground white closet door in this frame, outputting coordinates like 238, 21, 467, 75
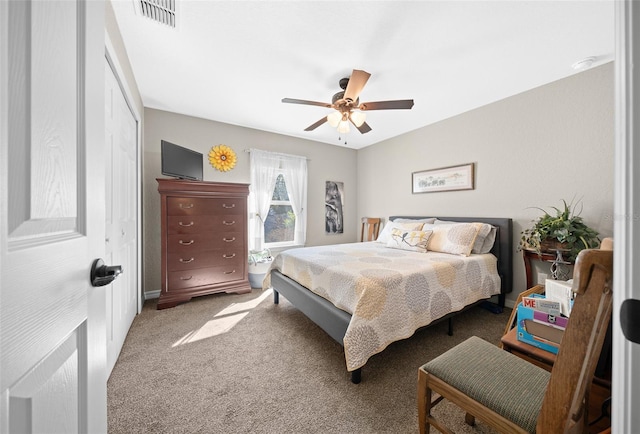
104, 58, 138, 375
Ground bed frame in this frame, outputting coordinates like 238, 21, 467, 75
271, 216, 513, 383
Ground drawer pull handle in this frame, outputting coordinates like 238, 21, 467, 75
222, 204, 235, 209
223, 237, 236, 243
223, 253, 236, 259
179, 203, 194, 209
180, 257, 195, 263
223, 220, 236, 225
179, 221, 194, 227
223, 270, 236, 275
179, 240, 194, 245
180, 276, 193, 281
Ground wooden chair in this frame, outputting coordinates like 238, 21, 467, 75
360, 217, 381, 242
418, 248, 613, 433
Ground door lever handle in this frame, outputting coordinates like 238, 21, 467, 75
621, 298, 640, 344
90, 258, 123, 287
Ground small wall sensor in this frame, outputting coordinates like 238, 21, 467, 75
571, 56, 597, 71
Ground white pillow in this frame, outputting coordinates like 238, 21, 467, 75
422, 223, 482, 256
434, 220, 496, 254
377, 221, 424, 243
392, 217, 437, 224
386, 228, 433, 253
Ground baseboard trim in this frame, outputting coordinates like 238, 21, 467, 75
144, 290, 160, 300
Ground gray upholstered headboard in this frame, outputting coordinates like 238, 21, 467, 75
389, 216, 513, 307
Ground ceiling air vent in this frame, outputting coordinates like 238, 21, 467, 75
137, 0, 176, 28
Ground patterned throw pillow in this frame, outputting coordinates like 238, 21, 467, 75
376, 221, 424, 243
433, 220, 496, 254
422, 223, 482, 256
386, 228, 433, 253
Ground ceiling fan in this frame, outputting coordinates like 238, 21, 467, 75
282, 69, 414, 134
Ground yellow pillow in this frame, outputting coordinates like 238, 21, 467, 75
386, 228, 433, 253
423, 223, 482, 256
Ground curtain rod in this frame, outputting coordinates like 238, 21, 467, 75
243, 148, 310, 161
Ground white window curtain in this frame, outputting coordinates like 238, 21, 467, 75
281, 155, 307, 246
248, 149, 307, 251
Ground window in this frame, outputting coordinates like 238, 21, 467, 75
264, 174, 295, 245
249, 149, 307, 251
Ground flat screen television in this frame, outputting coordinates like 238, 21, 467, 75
161, 140, 203, 181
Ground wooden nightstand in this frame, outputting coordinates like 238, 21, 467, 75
522, 249, 574, 289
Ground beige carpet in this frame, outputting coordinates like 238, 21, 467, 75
108, 288, 508, 433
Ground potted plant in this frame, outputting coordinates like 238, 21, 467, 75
518, 199, 600, 262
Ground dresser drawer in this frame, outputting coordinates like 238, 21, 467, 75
167, 248, 245, 271
157, 179, 251, 309
167, 197, 244, 216
168, 264, 246, 290
167, 231, 244, 254
167, 214, 243, 235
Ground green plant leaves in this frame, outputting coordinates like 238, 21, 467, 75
518, 199, 600, 262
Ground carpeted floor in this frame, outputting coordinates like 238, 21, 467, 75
108, 288, 508, 433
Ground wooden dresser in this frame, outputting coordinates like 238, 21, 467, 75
157, 178, 251, 309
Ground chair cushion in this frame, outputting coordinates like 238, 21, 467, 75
422, 336, 550, 434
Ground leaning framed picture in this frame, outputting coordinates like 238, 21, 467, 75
412, 163, 475, 194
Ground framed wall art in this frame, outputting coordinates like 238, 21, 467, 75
325, 181, 344, 234
412, 163, 475, 194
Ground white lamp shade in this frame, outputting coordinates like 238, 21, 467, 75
349, 111, 366, 127
327, 111, 341, 127
337, 120, 350, 134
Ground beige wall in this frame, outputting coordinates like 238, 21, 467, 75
138, 64, 614, 302
143, 109, 358, 294
357, 62, 615, 306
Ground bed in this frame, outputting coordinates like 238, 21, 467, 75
265, 216, 513, 383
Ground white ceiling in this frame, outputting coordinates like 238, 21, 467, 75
111, 1, 614, 150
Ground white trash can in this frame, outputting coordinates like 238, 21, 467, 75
248, 249, 273, 289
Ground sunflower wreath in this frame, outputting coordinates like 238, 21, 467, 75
208, 144, 237, 172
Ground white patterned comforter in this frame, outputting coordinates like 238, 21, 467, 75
264, 242, 501, 371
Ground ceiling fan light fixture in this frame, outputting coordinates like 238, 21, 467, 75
282, 69, 414, 135
349, 111, 366, 127
327, 111, 341, 127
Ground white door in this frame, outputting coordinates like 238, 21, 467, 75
0, 1, 108, 433
104, 58, 138, 375
613, 1, 640, 431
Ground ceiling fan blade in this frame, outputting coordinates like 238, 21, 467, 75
351, 119, 372, 134
282, 98, 332, 108
304, 117, 328, 131
359, 99, 415, 111
343, 69, 371, 102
